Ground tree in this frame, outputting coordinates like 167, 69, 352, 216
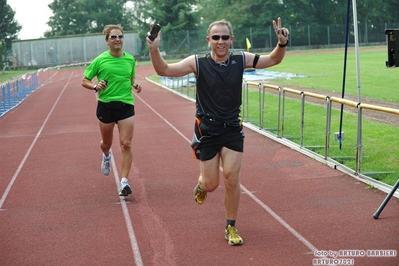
198, 0, 283, 49
148, 0, 200, 31
0, 0, 21, 68
140, 0, 201, 54
46, 0, 136, 37
36, 0, 399, 53
0, 0, 21, 40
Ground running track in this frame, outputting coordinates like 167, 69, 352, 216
0, 65, 398, 266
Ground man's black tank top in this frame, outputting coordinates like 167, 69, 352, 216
195, 51, 246, 127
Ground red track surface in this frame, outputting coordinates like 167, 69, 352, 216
1, 65, 398, 266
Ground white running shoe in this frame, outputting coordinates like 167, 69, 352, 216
119, 179, 132, 196
101, 152, 112, 176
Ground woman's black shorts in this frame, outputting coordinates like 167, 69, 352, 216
96, 101, 135, 124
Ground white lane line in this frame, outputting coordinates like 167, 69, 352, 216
111, 154, 143, 266
135, 93, 318, 252
240, 185, 318, 251
0, 73, 73, 209
1, 72, 144, 265
135, 94, 191, 143
91, 89, 143, 265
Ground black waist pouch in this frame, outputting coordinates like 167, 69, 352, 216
106, 101, 126, 110
197, 115, 226, 136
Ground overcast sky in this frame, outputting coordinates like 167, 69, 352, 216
8, 0, 53, 40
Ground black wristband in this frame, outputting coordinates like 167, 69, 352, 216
93, 84, 98, 93
252, 54, 260, 68
278, 39, 289, 48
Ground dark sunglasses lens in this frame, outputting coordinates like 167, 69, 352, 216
211, 35, 230, 41
109, 35, 123, 40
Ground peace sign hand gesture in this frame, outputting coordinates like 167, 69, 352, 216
273, 17, 289, 46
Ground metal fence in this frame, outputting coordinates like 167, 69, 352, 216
241, 82, 399, 191
11, 33, 141, 68
0, 72, 39, 116
152, 21, 399, 55
8, 21, 398, 69
0, 63, 86, 117
154, 76, 399, 197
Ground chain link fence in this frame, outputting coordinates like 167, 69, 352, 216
11, 33, 141, 68
153, 22, 398, 55
9, 21, 398, 68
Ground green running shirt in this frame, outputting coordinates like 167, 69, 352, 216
84, 51, 136, 105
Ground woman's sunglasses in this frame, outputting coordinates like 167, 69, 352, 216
211, 35, 230, 41
109, 35, 124, 40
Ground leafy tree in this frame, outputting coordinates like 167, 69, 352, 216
81, 0, 137, 33
355, 0, 399, 23
37, 0, 399, 53
210, 0, 281, 28
198, 0, 283, 48
0, 0, 21, 39
124, 0, 151, 30
46, 0, 136, 37
46, 0, 82, 36
0, 0, 21, 68
141, 0, 201, 54
149, 0, 200, 30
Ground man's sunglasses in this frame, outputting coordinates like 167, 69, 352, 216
211, 35, 230, 41
109, 35, 124, 40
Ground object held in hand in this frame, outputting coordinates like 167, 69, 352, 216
149, 24, 161, 41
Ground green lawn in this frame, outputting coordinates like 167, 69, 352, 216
244, 90, 399, 186
0, 69, 38, 83
270, 47, 399, 102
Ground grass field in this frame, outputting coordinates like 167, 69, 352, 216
244, 90, 399, 186
250, 46, 398, 185
270, 47, 399, 102
0, 69, 38, 83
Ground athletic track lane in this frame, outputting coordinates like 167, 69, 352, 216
0, 65, 398, 266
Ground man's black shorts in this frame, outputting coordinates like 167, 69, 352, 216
96, 101, 135, 124
191, 122, 244, 161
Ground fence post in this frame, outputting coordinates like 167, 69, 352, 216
282, 90, 286, 138
258, 83, 263, 129
355, 105, 363, 174
325, 97, 332, 159
277, 87, 282, 138
1, 85, 4, 111
327, 26, 330, 45
300, 92, 305, 147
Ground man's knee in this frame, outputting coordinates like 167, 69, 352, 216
202, 181, 218, 192
201, 173, 219, 192
223, 171, 240, 187
121, 140, 132, 151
